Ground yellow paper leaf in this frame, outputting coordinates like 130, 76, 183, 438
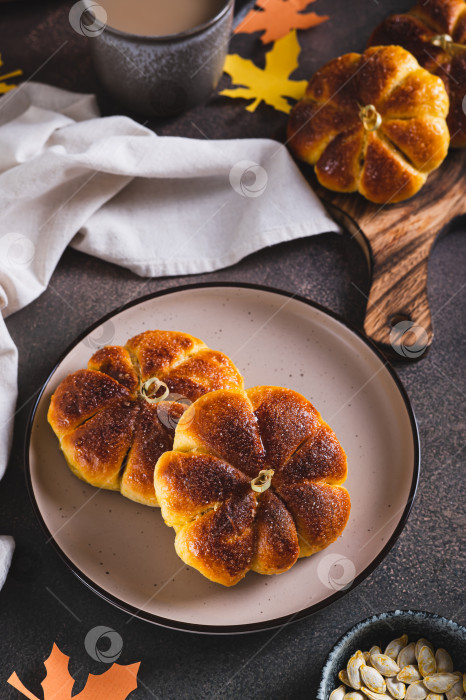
0, 52, 22, 94
220, 30, 308, 113
7, 643, 140, 700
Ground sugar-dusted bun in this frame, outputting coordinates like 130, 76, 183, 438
287, 45, 450, 203
155, 387, 350, 586
48, 331, 243, 506
369, 0, 466, 147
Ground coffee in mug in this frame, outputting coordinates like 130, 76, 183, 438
101, 0, 225, 36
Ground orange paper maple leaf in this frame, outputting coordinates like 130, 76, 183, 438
235, 0, 328, 44
8, 644, 140, 700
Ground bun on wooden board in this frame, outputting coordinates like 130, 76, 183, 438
369, 0, 466, 148
287, 45, 450, 203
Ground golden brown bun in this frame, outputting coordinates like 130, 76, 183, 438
48, 331, 244, 506
154, 387, 350, 586
368, 0, 466, 147
287, 45, 450, 203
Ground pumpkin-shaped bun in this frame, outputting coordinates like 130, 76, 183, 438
154, 387, 350, 586
369, 0, 466, 147
48, 331, 243, 506
287, 45, 450, 203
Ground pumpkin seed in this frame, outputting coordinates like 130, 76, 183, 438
398, 666, 422, 684
405, 681, 429, 699
361, 666, 386, 694
330, 686, 347, 700
398, 644, 417, 669
344, 693, 365, 700
416, 640, 434, 661
340, 669, 353, 687
370, 646, 382, 656
435, 649, 453, 673
418, 647, 437, 678
339, 669, 351, 686
445, 679, 465, 700
371, 653, 400, 677
426, 695, 444, 700
348, 650, 366, 690
385, 635, 409, 661
360, 688, 391, 700
424, 675, 459, 693
464, 673, 466, 693
386, 676, 407, 699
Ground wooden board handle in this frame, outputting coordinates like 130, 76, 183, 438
321, 149, 465, 360
363, 230, 434, 360
318, 150, 465, 360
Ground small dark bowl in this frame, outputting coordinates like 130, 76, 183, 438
81, 0, 234, 116
317, 610, 466, 699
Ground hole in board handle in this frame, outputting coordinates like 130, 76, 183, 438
389, 313, 411, 328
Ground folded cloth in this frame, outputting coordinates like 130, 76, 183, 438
0, 81, 338, 586
0, 536, 14, 590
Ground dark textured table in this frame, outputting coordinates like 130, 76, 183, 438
0, 1, 465, 698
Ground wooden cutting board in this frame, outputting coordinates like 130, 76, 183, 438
318, 148, 466, 360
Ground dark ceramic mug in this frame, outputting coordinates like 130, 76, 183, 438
80, 0, 234, 116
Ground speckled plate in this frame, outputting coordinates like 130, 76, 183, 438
26, 283, 420, 634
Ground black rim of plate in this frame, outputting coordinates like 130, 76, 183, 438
24, 282, 421, 635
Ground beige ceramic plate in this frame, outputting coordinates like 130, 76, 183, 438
26, 284, 419, 633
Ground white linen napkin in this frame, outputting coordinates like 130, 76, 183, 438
0, 536, 14, 590
0, 81, 338, 587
